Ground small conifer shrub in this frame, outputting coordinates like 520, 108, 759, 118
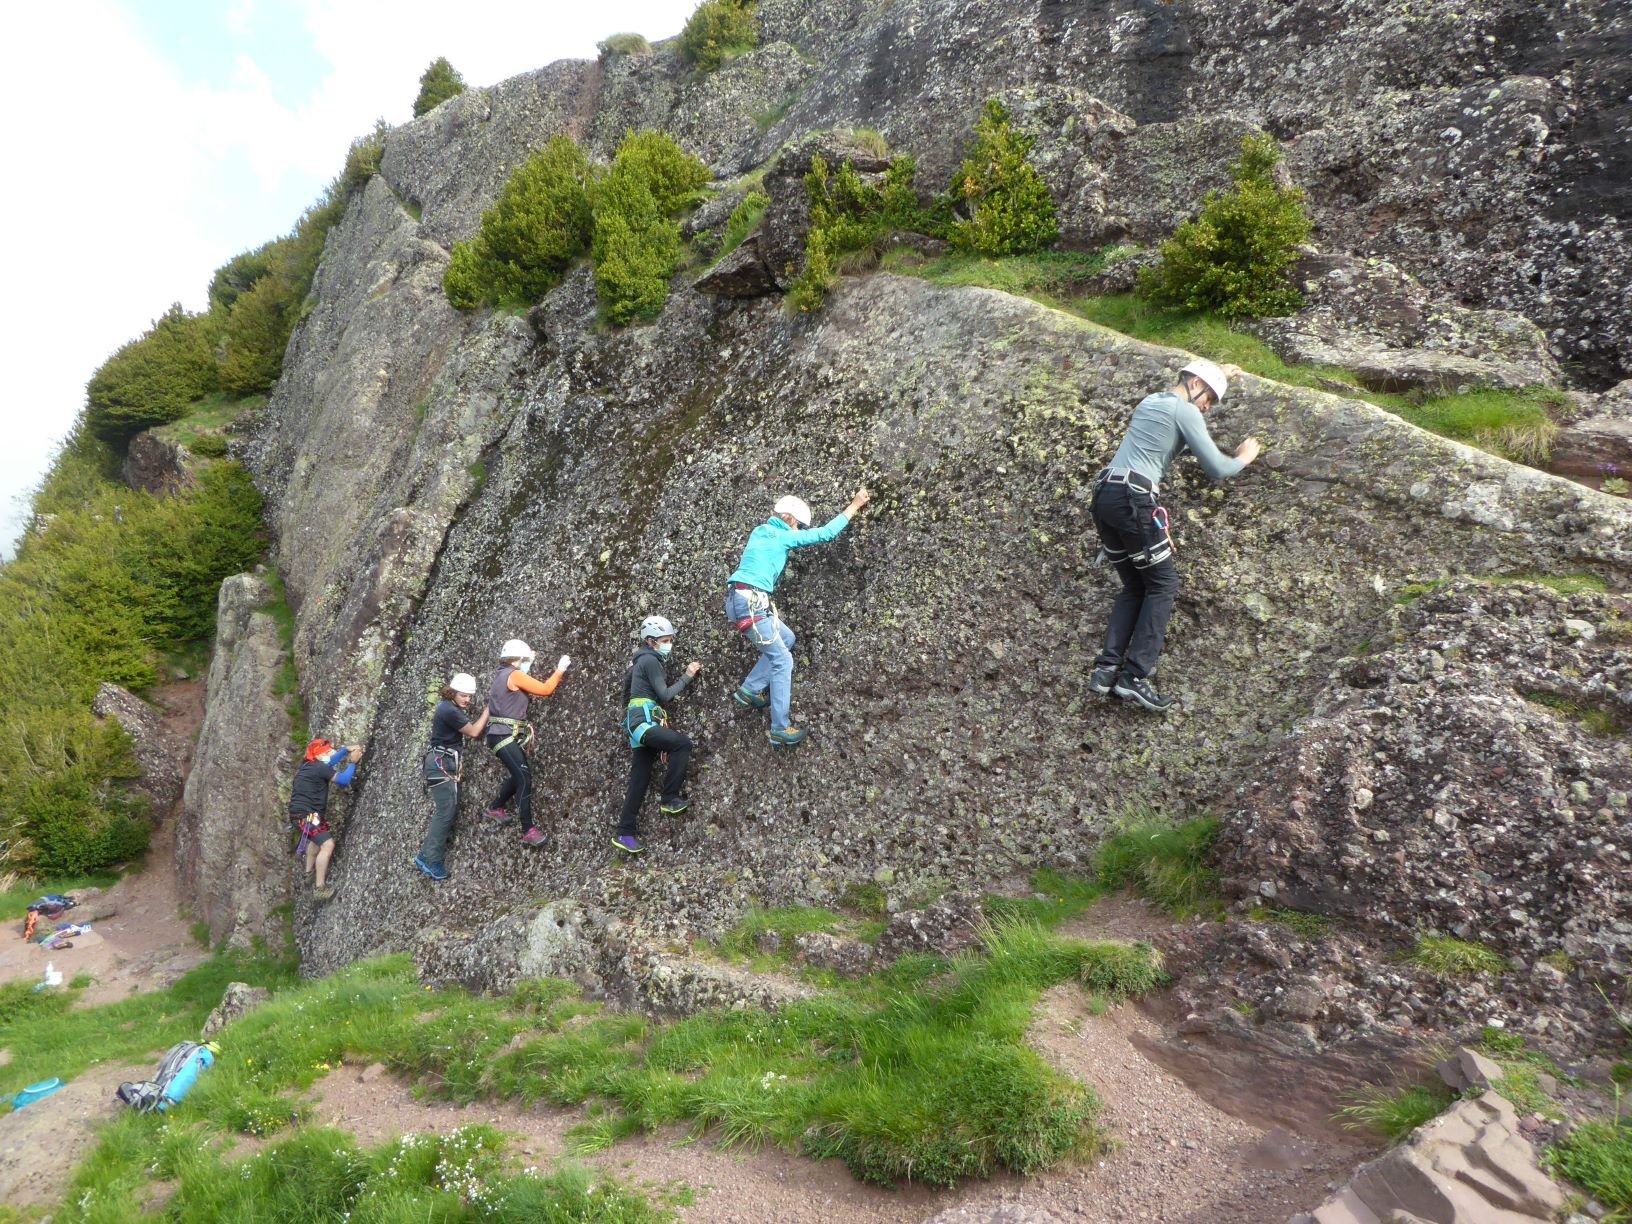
412, 57, 466, 117
443, 135, 597, 310
947, 98, 1058, 257
591, 131, 709, 325
1138, 132, 1313, 318
85, 306, 219, 446
788, 154, 927, 311
599, 33, 652, 57
680, 0, 758, 73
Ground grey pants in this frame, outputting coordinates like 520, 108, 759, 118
418, 776, 459, 866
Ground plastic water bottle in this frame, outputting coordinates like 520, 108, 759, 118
32, 961, 63, 992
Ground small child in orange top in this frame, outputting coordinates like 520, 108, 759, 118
484, 638, 570, 848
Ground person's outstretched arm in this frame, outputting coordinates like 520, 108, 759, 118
1174, 403, 1255, 480
786, 487, 872, 548
509, 656, 571, 698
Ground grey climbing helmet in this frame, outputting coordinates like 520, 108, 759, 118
639, 615, 676, 641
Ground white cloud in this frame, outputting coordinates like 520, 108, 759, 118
1, 0, 696, 556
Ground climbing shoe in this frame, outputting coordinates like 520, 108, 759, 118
484, 807, 514, 825
768, 725, 807, 746
659, 797, 690, 815
733, 686, 770, 709
413, 855, 449, 882
520, 828, 548, 848
611, 834, 643, 855
1088, 665, 1118, 695
312, 884, 335, 902
1112, 674, 1174, 713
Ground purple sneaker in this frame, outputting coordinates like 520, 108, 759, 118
611, 835, 643, 855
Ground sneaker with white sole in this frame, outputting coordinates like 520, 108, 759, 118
1088, 665, 1117, 695
1112, 674, 1173, 713
611, 834, 643, 854
732, 686, 770, 709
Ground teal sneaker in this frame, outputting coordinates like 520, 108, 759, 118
767, 725, 807, 747
733, 686, 770, 709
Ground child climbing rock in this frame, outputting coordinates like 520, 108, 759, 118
725, 487, 870, 745
485, 638, 570, 848
616, 615, 702, 855
289, 738, 365, 902
412, 671, 490, 881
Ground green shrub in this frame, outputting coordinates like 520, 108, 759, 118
947, 98, 1058, 257
1095, 809, 1221, 916
84, 305, 219, 446
600, 32, 653, 57
411, 56, 465, 117
217, 271, 295, 395
187, 433, 229, 459
591, 131, 709, 325
788, 154, 927, 310
680, 0, 758, 73
444, 134, 596, 310
1138, 132, 1311, 318
25, 775, 150, 876
1335, 1083, 1454, 1142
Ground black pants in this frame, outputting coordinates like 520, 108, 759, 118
488, 738, 535, 832
1091, 481, 1179, 680
618, 726, 691, 838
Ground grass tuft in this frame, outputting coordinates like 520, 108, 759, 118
1407, 935, 1509, 978
1334, 1083, 1454, 1142
1095, 809, 1221, 917
1545, 1120, 1632, 1214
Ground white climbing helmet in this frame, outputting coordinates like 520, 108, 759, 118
639, 615, 675, 641
1179, 358, 1229, 405
499, 638, 533, 662
773, 494, 812, 527
448, 672, 478, 695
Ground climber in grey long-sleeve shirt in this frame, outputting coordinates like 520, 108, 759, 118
615, 615, 702, 854
1088, 359, 1261, 713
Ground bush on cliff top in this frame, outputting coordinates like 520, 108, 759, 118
592, 130, 710, 325
85, 306, 219, 447
788, 154, 929, 311
1139, 132, 1311, 318
947, 98, 1058, 257
412, 56, 465, 117
680, 0, 758, 73
445, 134, 596, 310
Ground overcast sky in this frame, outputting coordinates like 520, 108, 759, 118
0, 0, 692, 557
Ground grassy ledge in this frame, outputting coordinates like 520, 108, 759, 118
888, 251, 1571, 466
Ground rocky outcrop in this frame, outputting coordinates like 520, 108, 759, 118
122, 431, 197, 496
201, 981, 271, 1039
177, 572, 292, 949
1290, 1091, 1566, 1223
92, 683, 184, 818
1553, 379, 1632, 483
1216, 581, 1631, 984
1250, 255, 1563, 394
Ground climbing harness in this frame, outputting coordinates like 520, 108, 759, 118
624, 698, 669, 749
729, 583, 781, 646
489, 717, 534, 753
423, 745, 461, 789
1092, 466, 1160, 496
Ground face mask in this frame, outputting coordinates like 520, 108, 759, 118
654, 643, 673, 659
517, 658, 533, 674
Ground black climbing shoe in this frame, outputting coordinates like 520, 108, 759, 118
1112, 674, 1173, 713
659, 797, 690, 815
1088, 666, 1117, 695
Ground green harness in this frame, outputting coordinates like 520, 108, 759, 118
624, 698, 667, 749
489, 716, 534, 753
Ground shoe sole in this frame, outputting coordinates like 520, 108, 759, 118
1088, 680, 1114, 695
659, 806, 689, 815
611, 840, 644, 854
521, 836, 548, 849
732, 694, 770, 709
1112, 683, 1172, 713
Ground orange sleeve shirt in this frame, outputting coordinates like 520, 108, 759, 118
508, 668, 562, 698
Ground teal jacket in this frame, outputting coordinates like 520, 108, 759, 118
728, 514, 851, 593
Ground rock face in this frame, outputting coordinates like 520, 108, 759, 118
1553, 379, 1632, 483
92, 683, 184, 819
1290, 1091, 1566, 1223
212, 0, 1632, 1014
177, 572, 292, 949
1216, 580, 1632, 1009
200, 981, 271, 1039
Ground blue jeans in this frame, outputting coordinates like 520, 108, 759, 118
724, 588, 795, 731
